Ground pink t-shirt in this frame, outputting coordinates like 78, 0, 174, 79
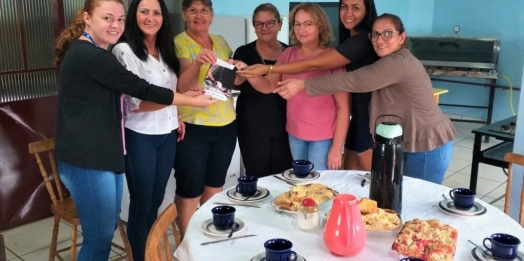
280, 47, 345, 141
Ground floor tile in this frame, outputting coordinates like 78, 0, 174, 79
4, 247, 16, 260
447, 157, 471, 172
484, 183, 508, 200
6, 257, 22, 261
20, 235, 83, 261
458, 164, 508, 183
442, 173, 501, 197
2, 217, 72, 257
444, 171, 455, 179
454, 136, 503, 151
110, 228, 128, 256
452, 146, 473, 161
481, 196, 506, 212
19, 235, 120, 261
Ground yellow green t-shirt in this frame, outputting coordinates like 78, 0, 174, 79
174, 32, 236, 126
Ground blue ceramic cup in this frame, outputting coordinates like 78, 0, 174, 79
449, 188, 476, 209
292, 160, 314, 178
264, 238, 297, 261
483, 233, 521, 260
211, 206, 236, 230
235, 176, 258, 196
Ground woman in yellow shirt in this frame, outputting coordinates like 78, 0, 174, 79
173, 0, 236, 238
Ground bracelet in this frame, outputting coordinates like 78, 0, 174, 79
267, 65, 273, 76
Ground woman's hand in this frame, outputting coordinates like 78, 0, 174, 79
183, 89, 204, 97
234, 60, 248, 71
177, 117, 186, 141
195, 49, 217, 66
236, 64, 269, 78
327, 147, 342, 170
193, 95, 218, 107
273, 79, 305, 99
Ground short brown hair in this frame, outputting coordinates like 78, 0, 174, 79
252, 3, 282, 23
289, 3, 333, 48
376, 13, 405, 33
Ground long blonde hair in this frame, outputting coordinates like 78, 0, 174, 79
289, 3, 333, 48
55, 0, 124, 65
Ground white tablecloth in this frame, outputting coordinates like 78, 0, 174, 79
174, 171, 524, 261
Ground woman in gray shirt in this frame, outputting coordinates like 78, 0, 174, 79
273, 13, 456, 184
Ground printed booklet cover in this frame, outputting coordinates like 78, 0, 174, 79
203, 58, 237, 101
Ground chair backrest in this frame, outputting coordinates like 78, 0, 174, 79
28, 138, 66, 206
145, 203, 181, 261
504, 152, 524, 225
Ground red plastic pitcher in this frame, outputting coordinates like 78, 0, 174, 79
323, 194, 367, 256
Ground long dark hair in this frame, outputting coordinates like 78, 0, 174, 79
118, 0, 180, 75
338, 0, 377, 44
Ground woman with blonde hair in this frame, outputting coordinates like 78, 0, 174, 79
238, 3, 349, 170
54, 0, 214, 259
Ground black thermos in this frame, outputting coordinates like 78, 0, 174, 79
369, 115, 404, 214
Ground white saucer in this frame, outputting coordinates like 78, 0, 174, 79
226, 186, 270, 203
282, 169, 320, 182
251, 252, 307, 261
200, 218, 246, 237
470, 246, 523, 261
439, 200, 486, 216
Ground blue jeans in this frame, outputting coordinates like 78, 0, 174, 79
124, 128, 177, 261
288, 134, 333, 170
58, 161, 123, 261
404, 140, 454, 184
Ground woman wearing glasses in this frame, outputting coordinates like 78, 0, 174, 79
238, 3, 349, 171
238, 0, 379, 172
274, 13, 456, 184
173, 0, 237, 238
232, 3, 292, 177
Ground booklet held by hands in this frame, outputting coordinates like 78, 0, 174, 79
203, 59, 237, 101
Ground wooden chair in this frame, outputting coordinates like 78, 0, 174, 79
28, 138, 133, 261
145, 203, 181, 261
503, 152, 524, 226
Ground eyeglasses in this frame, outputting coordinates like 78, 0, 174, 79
253, 20, 277, 29
292, 21, 314, 29
369, 30, 400, 41
185, 8, 212, 17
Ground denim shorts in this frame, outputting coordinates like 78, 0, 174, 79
174, 120, 237, 198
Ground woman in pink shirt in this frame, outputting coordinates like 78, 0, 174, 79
237, 3, 349, 170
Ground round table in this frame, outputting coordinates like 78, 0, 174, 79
174, 170, 524, 260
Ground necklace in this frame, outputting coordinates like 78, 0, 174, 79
254, 45, 266, 65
